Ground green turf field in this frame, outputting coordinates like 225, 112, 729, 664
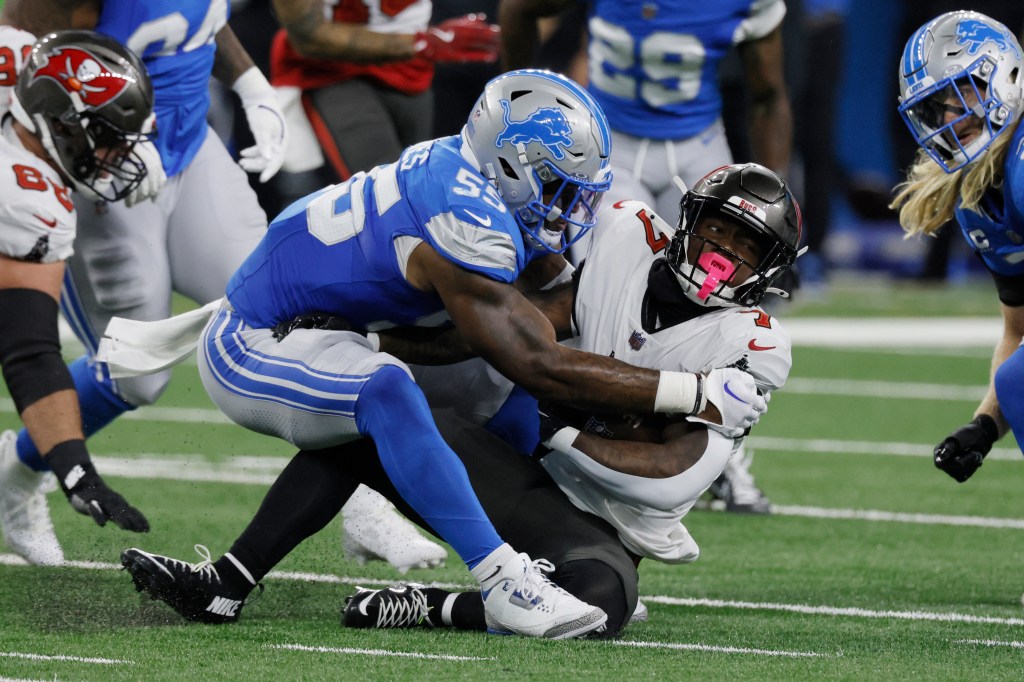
2, 276, 1023, 680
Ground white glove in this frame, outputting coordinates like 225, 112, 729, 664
695, 367, 768, 438
232, 66, 287, 183
124, 138, 166, 208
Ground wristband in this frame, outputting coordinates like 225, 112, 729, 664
653, 371, 704, 415
546, 426, 580, 453
44, 439, 93, 492
231, 66, 273, 101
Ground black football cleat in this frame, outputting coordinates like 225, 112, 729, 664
122, 545, 259, 624
343, 583, 434, 629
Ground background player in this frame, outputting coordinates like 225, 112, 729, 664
0, 30, 154, 565
891, 11, 1024, 481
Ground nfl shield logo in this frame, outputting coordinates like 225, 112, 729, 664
628, 330, 646, 351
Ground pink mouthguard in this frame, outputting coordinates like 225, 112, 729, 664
696, 252, 736, 301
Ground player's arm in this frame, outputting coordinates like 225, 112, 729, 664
738, 25, 792, 175
498, 0, 574, 69
0, 254, 148, 531
410, 242, 763, 424
0, 0, 98, 33
933, 274, 1024, 482
271, 0, 418, 62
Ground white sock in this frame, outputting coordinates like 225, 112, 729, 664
469, 543, 519, 592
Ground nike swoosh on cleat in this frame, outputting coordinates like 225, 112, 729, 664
723, 381, 749, 404
358, 594, 372, 617
747, 339, 776, 351
463, 209, 492, 227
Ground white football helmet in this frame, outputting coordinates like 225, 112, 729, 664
462, 69, 612, 253
898, 11, 1024, 172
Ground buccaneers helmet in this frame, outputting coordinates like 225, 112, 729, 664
11, 30, 155, 201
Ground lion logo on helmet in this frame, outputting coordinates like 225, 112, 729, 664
956, 19, 1022, 59
495, 100, 573, 160
34, 47, 133, 108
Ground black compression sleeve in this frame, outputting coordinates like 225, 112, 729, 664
989, 268, 1024, 307
0, 288, 74, 413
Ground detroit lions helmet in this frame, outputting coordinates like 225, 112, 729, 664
11, 30, 155, 202
462, 69, 612, 253
666, 164, 802, 308
898, 11, 1024, 172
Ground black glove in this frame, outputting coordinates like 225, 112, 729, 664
47, 441, 150, 532
933, 415, 998, 483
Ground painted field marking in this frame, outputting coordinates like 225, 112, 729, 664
0, 651, 131, 665
3, 553, 1021, 629
955, 639, 1024, 649
614, 640, 835, 658
267, 643, 493, 661
747, 436, 1022, 461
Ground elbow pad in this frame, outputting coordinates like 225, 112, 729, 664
0, 288, 74, 413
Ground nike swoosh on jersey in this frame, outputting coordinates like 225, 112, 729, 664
723, 381, 749, 404
462, 209, 492, 227
434, 29, 455, 43
747, 339, 776, 351
33, 213, 58, 228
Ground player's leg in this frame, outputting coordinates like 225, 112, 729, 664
165, 128, 267, 305
653, 119, 733, 220
305, 80, 430, 181
186, 309, 607, 637
11, 186, 176, 472
341, 408, 638, 636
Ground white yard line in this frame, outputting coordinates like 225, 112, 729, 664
614, 640, 835, 658
955, 639, 1024, 649
747, 435, 1022, 461
4, 552, 1020, 631
783, 318, 1001, 348
0, 651, 131, 665
267, 643, 493, 661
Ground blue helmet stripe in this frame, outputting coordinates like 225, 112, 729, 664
902, 24, 930, 87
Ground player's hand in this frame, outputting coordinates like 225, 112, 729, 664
124, 138, 166, 207
934, 415, 997, 483
233, 67, 287, 183
698, 367, 767, 438
47, 445, 150, 532
414, 14, 500, 63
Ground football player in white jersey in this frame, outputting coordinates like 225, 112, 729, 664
501, 0, 793, 514
0, 30, 155, 565
118, 162, 798, 637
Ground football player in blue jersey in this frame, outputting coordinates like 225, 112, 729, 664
0, 0, 447, 576
892, 11, 1024, 482
0, 0, 285, 561
108, 69, 767, 638
500, 0, 793, 514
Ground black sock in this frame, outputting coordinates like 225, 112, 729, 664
422, 588, 485, 630
221, 448, 364, 583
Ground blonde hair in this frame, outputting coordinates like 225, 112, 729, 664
891, 119, 1019, 237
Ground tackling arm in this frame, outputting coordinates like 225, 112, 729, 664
738, 25, 793, 175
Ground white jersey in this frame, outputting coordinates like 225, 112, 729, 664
0, 118, 76, 263
0, 26, 35, 117
542, 199, 792, 563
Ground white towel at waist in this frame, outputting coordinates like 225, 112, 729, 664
95, 298, 225, 378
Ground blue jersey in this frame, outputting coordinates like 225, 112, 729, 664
96, 0, 228, 177
586, 0, 786, 139
227, 136, 539, 329
955, 122, 1024, 276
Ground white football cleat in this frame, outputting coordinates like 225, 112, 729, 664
341, 485, 447, 574
709, 445, 771, 514
473, 543, 607, 639
629, 599, 649, 624
0, 430, 63, 566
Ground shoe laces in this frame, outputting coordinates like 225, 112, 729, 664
158, 544, 221, 584
512, 555, 569, 603
373, 586, 430, 628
